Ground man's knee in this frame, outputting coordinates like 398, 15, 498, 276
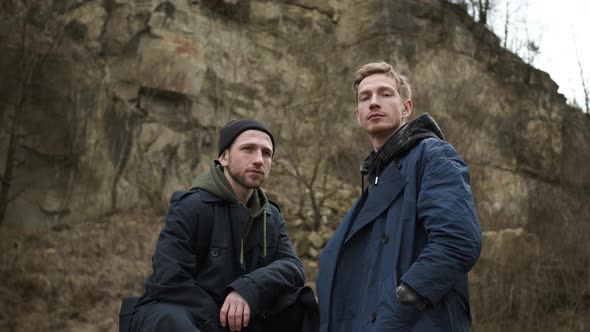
261, 303, 305, 332
131, 303, 201, 332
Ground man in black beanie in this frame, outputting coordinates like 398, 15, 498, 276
217, 119, 275, 157
127, 120, 319, 332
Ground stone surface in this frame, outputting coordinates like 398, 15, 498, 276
307, 231, 325, 249
480, 228, 540, 267
1, 2, 589, 330
0, 0, 588, 244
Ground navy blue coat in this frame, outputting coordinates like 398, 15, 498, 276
317, 138, 482, 331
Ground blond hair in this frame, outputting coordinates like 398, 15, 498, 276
353, 61, 412, 103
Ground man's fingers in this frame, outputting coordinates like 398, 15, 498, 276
220, 300, 229, 327
229, 303, 238, 331
221, 291, 250, 331
235, 303, 244, 331
243, 303, 251, 327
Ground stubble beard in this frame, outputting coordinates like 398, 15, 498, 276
226, 163, 265, 190
366, 116, 403, 138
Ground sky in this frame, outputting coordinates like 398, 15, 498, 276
489, 0, 589, 111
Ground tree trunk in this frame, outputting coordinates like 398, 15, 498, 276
0, 120, 18, 225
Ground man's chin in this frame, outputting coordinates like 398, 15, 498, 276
366, 124, 396, 136
244, 179, 264, 189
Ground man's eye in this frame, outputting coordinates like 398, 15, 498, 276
360, 95, 370, 101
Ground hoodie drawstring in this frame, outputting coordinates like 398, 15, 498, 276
239, 211, 267, 271
263, 212, 267, 257
240, 239, 245, 270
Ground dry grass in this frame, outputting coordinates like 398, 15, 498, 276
470, 222, 590, 332
0, 210, 162, 332
0, 210, 588, 331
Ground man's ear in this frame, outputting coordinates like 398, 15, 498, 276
219, 150, 229, 166
355, 107, 361, 126
402, 99, 413, 118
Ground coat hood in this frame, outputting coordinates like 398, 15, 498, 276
191, 161, 269, 215
191, 160, 270, 267
361, 113, 445, 190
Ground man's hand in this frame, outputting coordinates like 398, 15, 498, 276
220, 291, 251, 331
395, 282, 429, 311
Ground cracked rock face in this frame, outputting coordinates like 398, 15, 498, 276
0, 0, 589, 231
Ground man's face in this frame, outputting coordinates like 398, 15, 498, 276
355, 73, 412, 139
219, 129, 273, 190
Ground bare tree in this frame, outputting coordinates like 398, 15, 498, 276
524, 39, 540, 66
0, 0, 68, 225
502, 1, 509, 49
573, 37, 589, 113
273, 67, 352, 231
280, 113, 345, 230
498, 1, 531, 55
448, 0, 495, 27
495, 1, 541, 67
470, 0, 493, 27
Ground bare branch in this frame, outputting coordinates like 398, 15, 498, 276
502, 1, 509, 49
573, 36, 589, 113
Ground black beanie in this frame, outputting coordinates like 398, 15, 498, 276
218, 120, 275, 157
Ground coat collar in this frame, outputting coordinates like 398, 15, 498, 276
317, 162, 406, 323
320, 160, 407, 258
345, 162, 406, 243
200, 189, 273, 256
200, 189, 224, 202
199, 189, 274, 216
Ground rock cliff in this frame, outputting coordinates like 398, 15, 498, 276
1, 0, 589, 330
2, 0, 588, 232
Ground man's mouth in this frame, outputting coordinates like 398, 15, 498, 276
368, 113, 383, 120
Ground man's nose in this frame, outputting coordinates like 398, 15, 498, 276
252, 150, 264, 164
370, 94, 380, 107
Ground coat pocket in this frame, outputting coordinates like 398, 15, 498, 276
374, 275, 424, 330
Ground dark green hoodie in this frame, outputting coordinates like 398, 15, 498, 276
191, 161, 269, 268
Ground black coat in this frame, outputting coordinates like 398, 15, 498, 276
136, 189, 311, 331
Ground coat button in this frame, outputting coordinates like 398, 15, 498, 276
371, 312, 377, 323
380, 234, 389, 244
210, 247, 220, 257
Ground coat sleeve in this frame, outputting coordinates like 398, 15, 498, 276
401, 141, 482, 306
143, 193, 220, 324
227, 211, 305, 315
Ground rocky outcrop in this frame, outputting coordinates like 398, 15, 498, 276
1, 1, 589, 330
0, 0, 588, 238
478, 227, 540, 267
